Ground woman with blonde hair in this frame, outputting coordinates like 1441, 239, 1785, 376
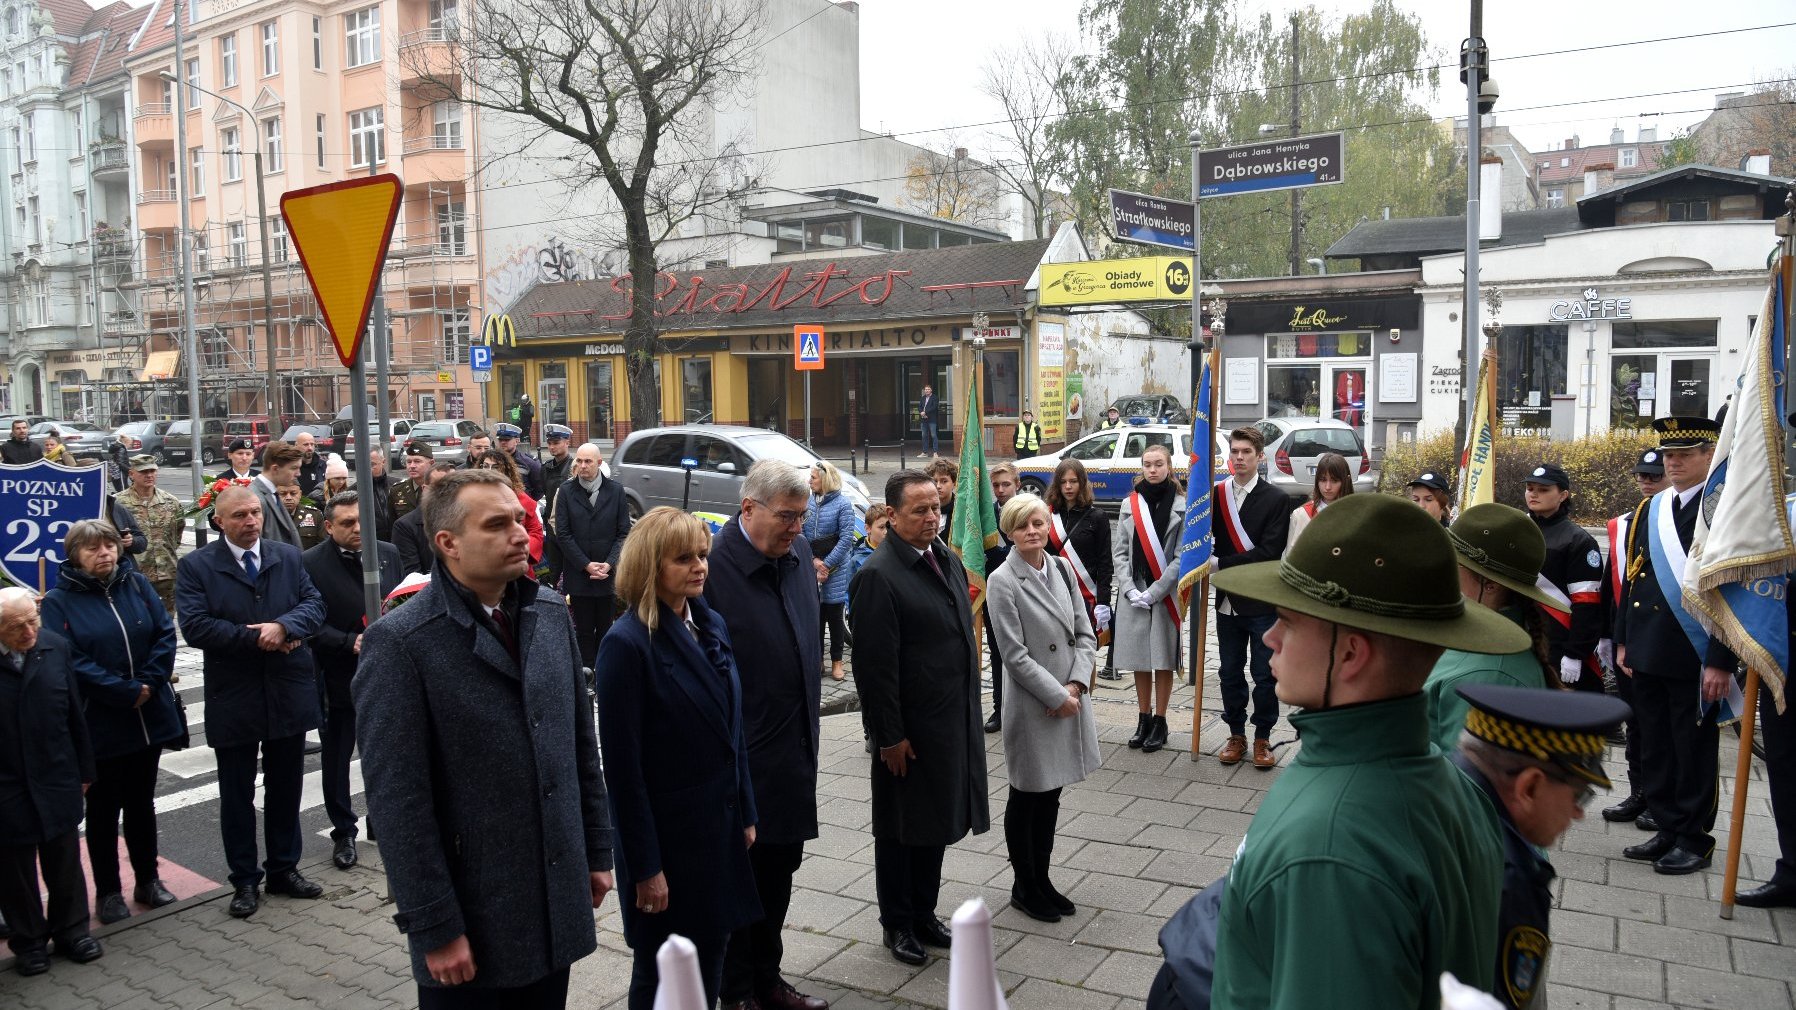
1284, 452, 1354, 555
803, 460, 857, 681
321, 455, 350, 500
595, 507, 760, 1010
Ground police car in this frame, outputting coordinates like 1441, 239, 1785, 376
1015, 423, 1230, 510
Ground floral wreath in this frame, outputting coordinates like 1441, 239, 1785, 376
182, 476, 256, 518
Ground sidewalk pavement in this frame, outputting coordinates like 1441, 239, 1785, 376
5, 673, 1795, 1010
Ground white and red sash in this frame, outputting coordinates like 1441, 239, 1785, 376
1213, 480, 1257, 555
1129, 492, 1183, 624
1606, 513, 1630, 602
1301, 501, 1319, 519
1050, 512, 1098, 611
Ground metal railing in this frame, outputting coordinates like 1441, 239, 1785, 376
136, 189, 176, 203
133, 103, 172, 118
402, 133, 465, 155
90, 143, 129, 172
397, 26, 460, 48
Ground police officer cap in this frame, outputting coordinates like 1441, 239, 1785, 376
1633, 450, 1664, 476
1406, 471, 1448, 493
404, 441, 435, 460
1458, 683, 1631, 788
543, 423, 573, 442
128, 454, 159, 472
1523, 463, 1569, 490
1652, 415, 1721, 450
494, 422, 522, 439
227, 437, 254, 452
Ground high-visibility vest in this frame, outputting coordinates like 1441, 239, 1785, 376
1014, 422, 1042, 454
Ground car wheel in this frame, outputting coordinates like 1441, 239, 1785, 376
1020, 477, 1047, 496
626, 497, 644, 523
201, 447, 219, 466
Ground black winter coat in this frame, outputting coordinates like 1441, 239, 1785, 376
0, 630, 95, 844
40, 562, 183, 759
1533, 505, 1604, 670
1053, 504, 1114, 612
302, 539, 401, 707
1213, 479, 1292, 619
393, 508, 432, 576
553, 478, 629, 598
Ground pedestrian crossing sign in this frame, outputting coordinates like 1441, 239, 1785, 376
795, 325, 825, 371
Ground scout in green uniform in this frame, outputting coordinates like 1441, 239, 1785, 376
280, 483, 326, 551
388, 441, 431, 522
1206, 494, 1524, 1010
116, 454, 185, 614
1423, 503, 1558, 753
1453, 684, 1630, 1010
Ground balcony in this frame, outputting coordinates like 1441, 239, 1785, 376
136, 189, 178, 231
400, 133, 468, 183
90, 140, 129, 177
396, 28, 461, 87
133, 103, 173, 147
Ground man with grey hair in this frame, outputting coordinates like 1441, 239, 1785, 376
553, 442, 630, 668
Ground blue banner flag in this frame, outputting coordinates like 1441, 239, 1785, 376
0, 459, 108, 591
1176, 356, 1215, 614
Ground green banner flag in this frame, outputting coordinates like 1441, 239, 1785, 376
949, 364, 999, 610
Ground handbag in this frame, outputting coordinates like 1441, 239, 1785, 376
165, 680, 191, 751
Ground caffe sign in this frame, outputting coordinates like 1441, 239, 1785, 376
1549, 287, 1633, 322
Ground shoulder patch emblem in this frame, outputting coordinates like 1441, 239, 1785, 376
1587, 549, 1601, 569
1502, 925, 1551, 1008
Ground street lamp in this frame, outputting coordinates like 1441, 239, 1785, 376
159, 71, 280, 435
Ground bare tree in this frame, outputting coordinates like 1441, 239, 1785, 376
979, 36, 1072, 239
405, 0, 760, 428
902, 139, 1005, 227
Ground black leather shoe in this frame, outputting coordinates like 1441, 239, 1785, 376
882, 927, 926, 965
1009, 883, 1061, 923
1128, 712, 1151, 749
333, 837, 358, 870
1040, 876, 1076, 916
913, 916, 953, 948
1601, 793, 1646, 823
1623, 832, 1676, 862
54, 934, 103, 963
1735, 881, 1796, 908
97, 892, 131, 925
134, 879, 177, 908
984, 712, 1001, 734
228, 885, 260, 918
1654, 847, 1712, 875
266, 869, 323, 899
1636, 812, 1662, 832
14, 947, 48, 976
1140, 715, 1169, 754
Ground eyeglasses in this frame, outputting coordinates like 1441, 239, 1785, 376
1531, 765, 1596, 808
752, 499, 807, 527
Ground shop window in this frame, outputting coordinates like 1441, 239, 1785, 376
1266, 365, 1321, 417
499, 363, 524, 413
981, 349, 1020, 417
681, 357, 713, 424
585, 360, 613, 436
1612, 354, 1713, 429
1263, 332, 1372, 359
1493, 325, 1567, 433
747, 357, 783, 431
1611, 320, 1718, 350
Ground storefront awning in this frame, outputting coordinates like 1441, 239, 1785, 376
140, 350, 181, 381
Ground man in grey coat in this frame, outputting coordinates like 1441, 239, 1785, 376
356, 469, 614, 1010
251, 440, 305, 548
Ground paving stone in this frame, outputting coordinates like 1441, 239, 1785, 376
1546, 983, 1618, 1009
1065, 871, 1169, 916
780, 929, 853, 977
1665, 961, 1793, 1008
1618, 920, 1731, 968
1549, 849, 1612, 886
1732, 936, 1796, 983
892, 956, 1025, 1009
1110, 770, 1193, 801
785, 887, 866, 933
1144, 884, 1199, 919
1071, 909, 1165, 956
1082, 949, 1163, 999
1062, 842, 1157, 878
1005, 977, 1120, 1010
1171, 779, 1261, 811
991, 933, 1109, 985
1609, 857, 1712, 898
1062, 812, 1150, 845
1552, 908, 1621, 951
1561, 879, 1665, 924
809, 941, 928, 995
1549, 945, 1666, 1001
1114, 797, 1198, 828
940, 848, 1009, 886
1059, 788, 1135, 817
1126, 823, 1224, 855
1139, 849, 1230, 888
1663, 894, 1779, 942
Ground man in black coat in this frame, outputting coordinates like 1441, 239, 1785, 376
705, 461, 828, 1010
3, 419, 43, 464
0, 588, 103, 974
302, 490, 400, 871
553, 442, 630, 668
176, 484, 327, 918
1212, 427, 1291, 769
849, 471, 990, 966
395, 462, 454, 577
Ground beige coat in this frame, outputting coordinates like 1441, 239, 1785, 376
986, 551, 1101, 793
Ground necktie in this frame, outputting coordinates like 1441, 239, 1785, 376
242, 550, 259, 581
923, 548, 945, 583
490, 607, 517, 658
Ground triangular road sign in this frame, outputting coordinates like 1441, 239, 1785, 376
281, 175, 403, 367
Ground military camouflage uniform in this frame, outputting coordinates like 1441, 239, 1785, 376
295, 504, 327, 551
118, 486, 185, 613
388, 478, 421, 522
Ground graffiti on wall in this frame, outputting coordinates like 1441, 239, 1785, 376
485, 236, 593, 315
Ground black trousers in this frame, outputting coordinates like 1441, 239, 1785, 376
1633, 673, 1720, 855
85, 746, 163, 894
1004, 786, 1063, 888
720, 840, 805, 1002
214, 733, 306, 888
417, 966, 571, 1010
820, 603, 848, 663
629, 931, 727, 1010
1217, 612, 1278, 738
0, 830, 88, 954
1760, 679, 1796, 885
1616, 666, 1642, 788
569, 594, 617, 670
873, 839, 946, 930
321, 704, 358, 841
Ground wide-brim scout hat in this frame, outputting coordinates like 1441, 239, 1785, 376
1449, 503, 1566, 613
1458, 683, 1631, 788
1653, 415, 1720, 450
1211, 493, 1530, 653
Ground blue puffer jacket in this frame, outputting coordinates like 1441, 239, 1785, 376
845, 537, 876, 614
803, 491, 857, 604
39, 559, 184, 760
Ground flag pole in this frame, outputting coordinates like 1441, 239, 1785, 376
1190, 347, 1220, 760
1721, 668, 1763, 919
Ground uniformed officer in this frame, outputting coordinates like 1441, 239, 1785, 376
116, 454, 185, 614
222, 437, 259, 481
1098, 406, 1123, 430
538, 423, 575, 587
388, 442, 431, 522
1454, 683, 1631, 1010
1614, 415, 1737, 875
1013, 410, 1042, 456
1598, 448, 1667, 826
1195, 494, 1521, 1007
1522, 463, 1604, 692
280, 483, 327, 551
493, 422, 545, 499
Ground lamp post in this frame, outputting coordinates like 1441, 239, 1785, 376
159, 72, 280, 436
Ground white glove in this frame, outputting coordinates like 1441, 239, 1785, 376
1094, 604, 1112, 631
1558, 655, 1583, 685
1130, 591, 1154, 611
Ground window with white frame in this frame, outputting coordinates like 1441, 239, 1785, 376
228, 221, 246, 268
164, 156, 176, 193
12, 205, 23, 237
27, 196, 38, 244
190, 146, 205, 195
220, 34, 237, 87
349, 106, 383, 167
311, 16, 322, 69
22, 111, 33, 162
222, 127, 242, 180
78, 277, 92, 326
1620, 148, 1638, 169
315, 113, 325, 168
28, 275, 47, 325
431, 99, 460, 147
2, 65, 11, 96
441, 308, 470, 363
8, 126, 19, 171
161, 75, 173, 107
428, 0, 458, 32
436, 201, 465, 253
192, 232, 209, 271
1545, 188, 1564, 209
71, 107, 81, 144
260, 20, 278, 76
185, 59, 201, 108
263, 116, 282, 171
74, 191, 87, 235
270, 215, 288, 262
344, 7, 380, 68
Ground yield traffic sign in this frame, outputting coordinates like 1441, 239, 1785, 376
280, 175, 403, 367
794, 325, 824, 371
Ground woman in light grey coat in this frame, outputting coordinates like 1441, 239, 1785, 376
987, 493, 1100, 925
1110, 444, 1186, 753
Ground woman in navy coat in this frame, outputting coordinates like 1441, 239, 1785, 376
596, 507, 761, 1010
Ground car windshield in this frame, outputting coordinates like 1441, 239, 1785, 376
413, 423, 455, 438
1285, 427, 1363, 458
736, 432, 820, 467
1113, 397, 1163, 416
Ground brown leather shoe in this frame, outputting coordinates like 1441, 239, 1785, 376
759, 979, 830, 1010
1253, 739, 1276, 769
1218, 734, 1247, 765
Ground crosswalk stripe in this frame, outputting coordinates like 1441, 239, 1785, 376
158, 759, 362, 814
161, 730, 324, 780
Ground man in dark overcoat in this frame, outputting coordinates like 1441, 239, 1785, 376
356, 469, 613, 1009
553, 442, 630, 669
0, 588, 103, 974
177, 484, 327, 918
302, 490, 400, 871
849, 470, 990, 966
705, 461, 828, 1010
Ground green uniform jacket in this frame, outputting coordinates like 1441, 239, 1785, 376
118, 486, 185, 584
1422, 607, 1548, 754
295, 505, 327, 552
388, 478, 421, 522
1212, 693, 1503, 1010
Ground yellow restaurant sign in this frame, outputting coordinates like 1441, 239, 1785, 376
1039, 256, 1193, 307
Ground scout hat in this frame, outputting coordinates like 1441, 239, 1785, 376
226, 437, 254, 452
1448, 503, 1567, 613
1210, 493, 1530, 653
1653, 415, 1720, 450
1406, 471, 1448, 493
1522, 463, 1569, 490
1458, 683, 1631, 788
543, 423, 573, 443
403, 441, 435, 460
128, 454, 159, 472
493, 422, 522, 440
1633, 449, 1664, 476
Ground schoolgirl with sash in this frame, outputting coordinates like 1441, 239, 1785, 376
1044, 458, 1113, 639
1109, 445, 1185, 753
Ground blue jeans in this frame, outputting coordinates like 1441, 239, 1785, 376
921, 419, 938, 455
1217, 611, 1278, 739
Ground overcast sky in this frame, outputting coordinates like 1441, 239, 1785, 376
855, 0, 1794, 158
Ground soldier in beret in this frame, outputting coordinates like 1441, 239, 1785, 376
1522, 463, 1605, 693
223, 437, 260, 482
389, 442, 432, 523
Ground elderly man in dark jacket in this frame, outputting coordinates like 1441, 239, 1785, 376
176, 484, 327, 919
849, 470, 990, 966
553, 442, 630, 668
357, 469, 613, 1009
0, 587, 103, 974
704, 461, 829, 1010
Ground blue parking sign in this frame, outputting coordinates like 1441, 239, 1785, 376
0, 460, 107, 590
470, 345, 493, 370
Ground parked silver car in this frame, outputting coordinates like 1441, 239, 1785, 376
404, 419, 485, 467
612, 425, 870, 520
28, 420, 112, 460
1251, 417, 1376, 500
